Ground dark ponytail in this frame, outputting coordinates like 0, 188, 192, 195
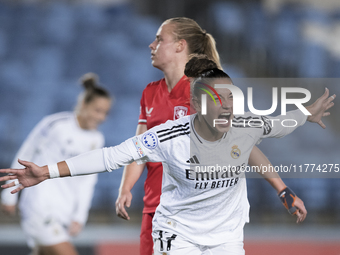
184, 56, 231, 99
80, 73, 110, 104
184, 54, 218, 78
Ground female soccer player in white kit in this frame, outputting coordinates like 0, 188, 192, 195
0, 62, 335, 254
1, 73, 112, 255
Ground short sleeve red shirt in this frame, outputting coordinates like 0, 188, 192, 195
139, 75, 192, 213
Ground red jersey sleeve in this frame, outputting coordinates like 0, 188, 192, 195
138, 89, 147, 125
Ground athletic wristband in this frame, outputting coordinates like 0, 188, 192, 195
278, 186, 297, 215
48, 164, 60, 179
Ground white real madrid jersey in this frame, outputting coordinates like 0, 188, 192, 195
99, 110, 306, 246
1, 112, 104, 225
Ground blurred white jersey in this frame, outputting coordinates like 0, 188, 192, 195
1, 112, 104, 226
104, 110, 306, 246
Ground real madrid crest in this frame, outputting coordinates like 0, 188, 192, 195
231, 145, 241, 159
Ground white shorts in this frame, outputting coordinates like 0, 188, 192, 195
153, 231, 245, 255
21, 216, 70, 248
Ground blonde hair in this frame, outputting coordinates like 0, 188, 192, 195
165, 17, 222, 69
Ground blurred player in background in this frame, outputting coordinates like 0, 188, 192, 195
115, 17, 222, 255
1, 73, 112, 255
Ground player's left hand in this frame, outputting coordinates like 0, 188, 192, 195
306, 87, 336, 129
294, 196, 307, 223
69, 221, 83, 236
278, 186, 307, 223
115, 189, 132, 220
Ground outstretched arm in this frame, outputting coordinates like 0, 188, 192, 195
261, 88, 336, 139
0, 160, 71, 194
0, 144, 124, 193
248, 146, 307, 223
1, 123, 167, 194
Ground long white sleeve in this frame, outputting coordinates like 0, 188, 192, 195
66, 127, 168, 176
261, 109, 308, 139
66, 141, 138, 176
66, 149, 108, 176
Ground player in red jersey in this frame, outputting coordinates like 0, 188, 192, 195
115, 17, 222, 255
137, 76, 191, 213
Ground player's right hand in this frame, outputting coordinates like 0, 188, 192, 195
1, 204, 16, 216
115, 189, 132, 220
0, 159, 49, 194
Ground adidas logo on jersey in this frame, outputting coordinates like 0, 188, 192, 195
186, 155, 200, 164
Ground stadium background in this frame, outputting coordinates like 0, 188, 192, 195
0, 0, 339, 254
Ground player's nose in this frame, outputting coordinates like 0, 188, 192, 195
222, 99, 232, 109
149, 40, 156, 50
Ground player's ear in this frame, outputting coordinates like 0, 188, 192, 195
192, 96, 201, 112
176, 39, 187, 53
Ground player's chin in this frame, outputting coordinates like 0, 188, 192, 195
151, 61, 162, 70
215, 124, 231, 133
